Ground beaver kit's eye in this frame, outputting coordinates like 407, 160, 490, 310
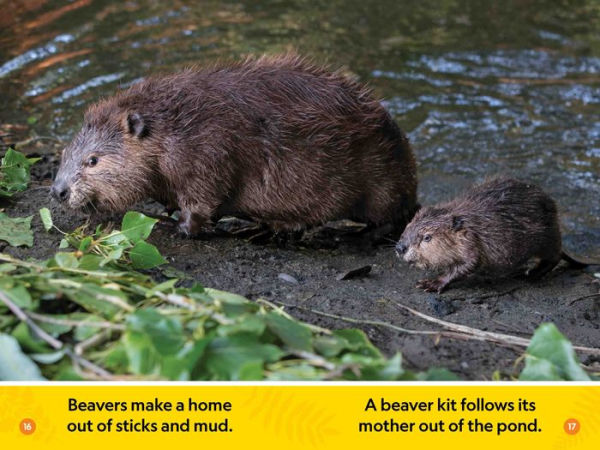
422, 234, 432, 243
87, 156, 98, 167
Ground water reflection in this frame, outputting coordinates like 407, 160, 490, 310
0, 0, 598, 254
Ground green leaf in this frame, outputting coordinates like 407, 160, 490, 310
126, 309, 184, 355
12, 322, 52, 353
103, 247, 124, 265
0, 263, 17, 273
146, 278, 179, 297
79, 236, 93, 252
78, 254, 103, 270
53, 252, 79, 269
31, 350, 66, 364
129, 241, 166, 269
0, 334, 45, 380
205, 288, 249, 305
519, 323, 590, 381
0, 284, 33, 309
162, 339, 209, 380
314, 335, 348, 357
103, 230, 129, 246
121, 212, 158, 243
217, 315, 265, 336
65, 284, 128, 318
264, 311, 313, 352
333, 329, 382, 358
0, 149, 36, 197
123, 330, 161, 375
266, 364, 322, 381
203, 334, 284, 380
357, 353, 404, 381
39, 207, 53, 231
70, 313, 108, 341
0, 213, 33, 247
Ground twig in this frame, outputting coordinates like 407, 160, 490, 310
273, 300, 470, 339
0, 291, 63, 349
26, 311, 125, 331
0, 290, 113, 378
289, 350, 336, 371
1, 135, 64, 149
155, 292, 233, 325
569, 293, 600, 306
257, 298, 332, 334
140, 212, 178, 224
392, 301, 600, 356
74, 329, 114, 356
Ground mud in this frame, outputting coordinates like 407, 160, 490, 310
3, 152, 599, 380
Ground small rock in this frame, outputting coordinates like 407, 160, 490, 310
278, 273, 299, 284
426, 295, 456, 316
336, 265, 372, 280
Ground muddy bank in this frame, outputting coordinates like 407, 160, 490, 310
3, 153, 599, 380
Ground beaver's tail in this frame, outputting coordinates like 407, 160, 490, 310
561, 250, 599, 268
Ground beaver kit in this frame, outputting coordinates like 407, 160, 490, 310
396, 177, 591, 293
51, 54, 418, 236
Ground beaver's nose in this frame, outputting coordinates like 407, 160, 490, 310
51, 182, 70, 202
396, 242, 408, 255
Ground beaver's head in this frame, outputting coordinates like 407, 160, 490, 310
52, 99, 156, 212
396, 206, 466, 270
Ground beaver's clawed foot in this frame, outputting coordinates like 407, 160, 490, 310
416, 278, 447, 294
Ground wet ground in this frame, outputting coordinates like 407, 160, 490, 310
1, 0, 600, 379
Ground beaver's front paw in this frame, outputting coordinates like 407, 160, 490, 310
176, 220, 195, 237
177, 209, 204, 237
416, 278, 447, 294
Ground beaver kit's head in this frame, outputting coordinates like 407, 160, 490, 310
396, 206, 468, 270
51, 99, 156, 212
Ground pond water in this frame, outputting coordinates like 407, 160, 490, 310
1, 0, 599, 255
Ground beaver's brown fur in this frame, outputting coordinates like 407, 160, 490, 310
396, 177, 571, 293
51, 54, 418, 235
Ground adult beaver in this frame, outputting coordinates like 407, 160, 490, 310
51, 54, 418, 236
396, 177, 591, 293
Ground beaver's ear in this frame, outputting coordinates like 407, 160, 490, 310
451, 216, 464, 231
126, 112, 149, 138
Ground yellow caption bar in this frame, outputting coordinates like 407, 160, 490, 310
0, 384, 598, 449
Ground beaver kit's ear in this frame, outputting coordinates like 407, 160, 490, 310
451, 215, 464, 231
126, 112, 149, 138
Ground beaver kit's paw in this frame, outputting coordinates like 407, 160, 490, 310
416, 278, 447, 294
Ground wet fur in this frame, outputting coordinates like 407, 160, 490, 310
398, 177, 564, 293
54, 54, 418, 235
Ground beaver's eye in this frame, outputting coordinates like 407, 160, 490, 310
87, 156, 98, 167
423, 234, 432, 243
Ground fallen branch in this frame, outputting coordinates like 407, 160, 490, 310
0, 135, 64, 149
275, 299, 600, 356
568, 293, 600, 306
392, 301, 600, 356
273, 301, 471, 340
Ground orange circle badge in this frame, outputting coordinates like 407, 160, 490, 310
20, 418, 36, 435
564, 418, 580, 435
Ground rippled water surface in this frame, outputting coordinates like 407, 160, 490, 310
1, 0, 599, 254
